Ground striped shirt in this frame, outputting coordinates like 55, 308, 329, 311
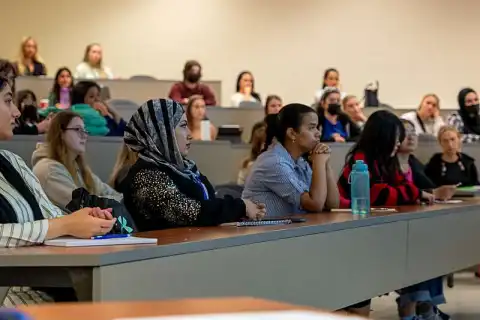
0, 149, 63, 306
242, 143, 311, 217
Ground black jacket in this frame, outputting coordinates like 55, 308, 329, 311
425, 152, 479, 187
317, 112, 361, 142
122, 159, 246, 231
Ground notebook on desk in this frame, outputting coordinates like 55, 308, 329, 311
44, 236, 157, 247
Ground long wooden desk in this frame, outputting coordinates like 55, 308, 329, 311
1, 201, 479, 310
18, 297, 327, 320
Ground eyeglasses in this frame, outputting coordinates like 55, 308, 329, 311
64, 128, 89, 137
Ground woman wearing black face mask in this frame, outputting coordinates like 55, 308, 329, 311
168, 60, 217, 106
316, 87, 361, 142
447, 87, 480, 143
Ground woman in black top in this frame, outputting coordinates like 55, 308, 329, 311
122, 99, 266, 231
425, 126, 479, 186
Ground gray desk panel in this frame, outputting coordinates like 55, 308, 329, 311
94, 222, 407, 309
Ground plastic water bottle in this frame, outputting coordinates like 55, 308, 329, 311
349, 160, 370, 215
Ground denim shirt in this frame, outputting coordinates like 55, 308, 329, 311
242, 143, 312, 217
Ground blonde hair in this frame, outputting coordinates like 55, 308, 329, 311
46, 111, 96, 193
17, 37, 44, 75
418, 93, 440, 110
437, 125, 461, 142
342, 94, 357, 108
83, 43, 102, 68
108, 144, 138, 187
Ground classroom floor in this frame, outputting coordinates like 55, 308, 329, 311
372, 273, 480, 319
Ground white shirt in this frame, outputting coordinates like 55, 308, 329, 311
228, 92, 260, 108
75, 62, 114, 79
400, 111, 445, 137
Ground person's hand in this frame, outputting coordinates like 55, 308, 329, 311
62, 208, 116, 238
244, 85, 252, 97
421, 191, 435, 205
311, 143, 330, 163
433, 185, 457, 201
332, 133, 346, 143
93, 102, 112, 117
88, 207, 114, 220
182, 98, 189, 105
243, 199, 266, 220
36, 118, 51, 134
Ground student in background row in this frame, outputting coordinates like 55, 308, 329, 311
447, 87, 480, 143
243, 104, 339, 218
75, 43, 114, 79
395, 121, 452, 320
400, 93, 444, 136
230, 71, 261, 107
265, 94, 283, 115
14, 37, 47, 77
14, 89, 51, 135
314, 68, 346, 103
48, 67, 73, 109
0, 66, 115, 306
237, 121, 266, 185
425, 126, 479, 187
342, 95, 367, 128
71, 81, 126, 136
122, 99, 265, 231
316, 88, 361, 142
186, 95, 217, 141
169, 60, 217, 106
109, 143, 138, 193
32, 111, 122, 209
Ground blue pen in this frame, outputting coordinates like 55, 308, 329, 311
91, 234, 131, 240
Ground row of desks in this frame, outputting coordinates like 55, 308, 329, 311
2, 200, 479, 310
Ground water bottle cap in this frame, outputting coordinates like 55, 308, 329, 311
353, 159, 368, 172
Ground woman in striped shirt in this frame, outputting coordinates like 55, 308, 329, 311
0, 64, 115, 306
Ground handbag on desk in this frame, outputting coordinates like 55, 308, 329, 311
66, 187, 137, 234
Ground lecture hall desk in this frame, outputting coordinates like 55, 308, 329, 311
0, 200, 480, 311
18, 297, 326, 320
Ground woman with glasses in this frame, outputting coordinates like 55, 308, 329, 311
32, 111, 122, 209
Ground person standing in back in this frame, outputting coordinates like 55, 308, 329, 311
229, 71, 261, 107
14, 37, 47, 77
400, 93, 444, 136
75, 43, 114, 79
168, 60, 217, 106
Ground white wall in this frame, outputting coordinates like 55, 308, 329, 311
2, 0, 479, 108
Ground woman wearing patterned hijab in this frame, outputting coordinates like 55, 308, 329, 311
122, 99, 265, 231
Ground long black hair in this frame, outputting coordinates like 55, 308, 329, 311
71, 80, 100, 105
51, 67, 73, 105
322, 68, 339, 89
346, 110, 405, 184
236, 71, 261, 102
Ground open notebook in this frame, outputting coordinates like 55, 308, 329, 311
44, 236, 157, 247
115, 311, 365, 320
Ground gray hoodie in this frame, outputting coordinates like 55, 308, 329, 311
31, 144, 122, 209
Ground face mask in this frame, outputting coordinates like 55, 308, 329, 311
327, 103, 341, 116
187, 72, 201, 83
468, 104, 480, 116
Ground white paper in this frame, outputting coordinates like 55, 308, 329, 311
115, 310, 364, 320
44, 236, 157, 247
434, 199, 463, 204
200, 120, 211, 141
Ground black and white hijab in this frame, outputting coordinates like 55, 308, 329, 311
124, 99, 197, 180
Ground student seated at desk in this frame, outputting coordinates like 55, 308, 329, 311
109, 143, 138, 193
400, 93, 444, 137
48, 67, 73, 109
122, 99, 265, 231
316, 87, 361, 142
75, 43, 114, 79
71, 81, 126, 136
186, 95, 217, 141
0, 68, 115, 306
342, 95, 366, 128
13, 90, 51, 135
265, 94, 283, 115
447, 87, 480, 143
229, 71, 261, 107
314, 68, 346, 103
396, 119, 453, 320
237, 121, 266, 186
14, 37, 47, 77
168, 60, 217, 106
32, 111, 122, 209
242, 103, 339, 218
425, 125, 479, 187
